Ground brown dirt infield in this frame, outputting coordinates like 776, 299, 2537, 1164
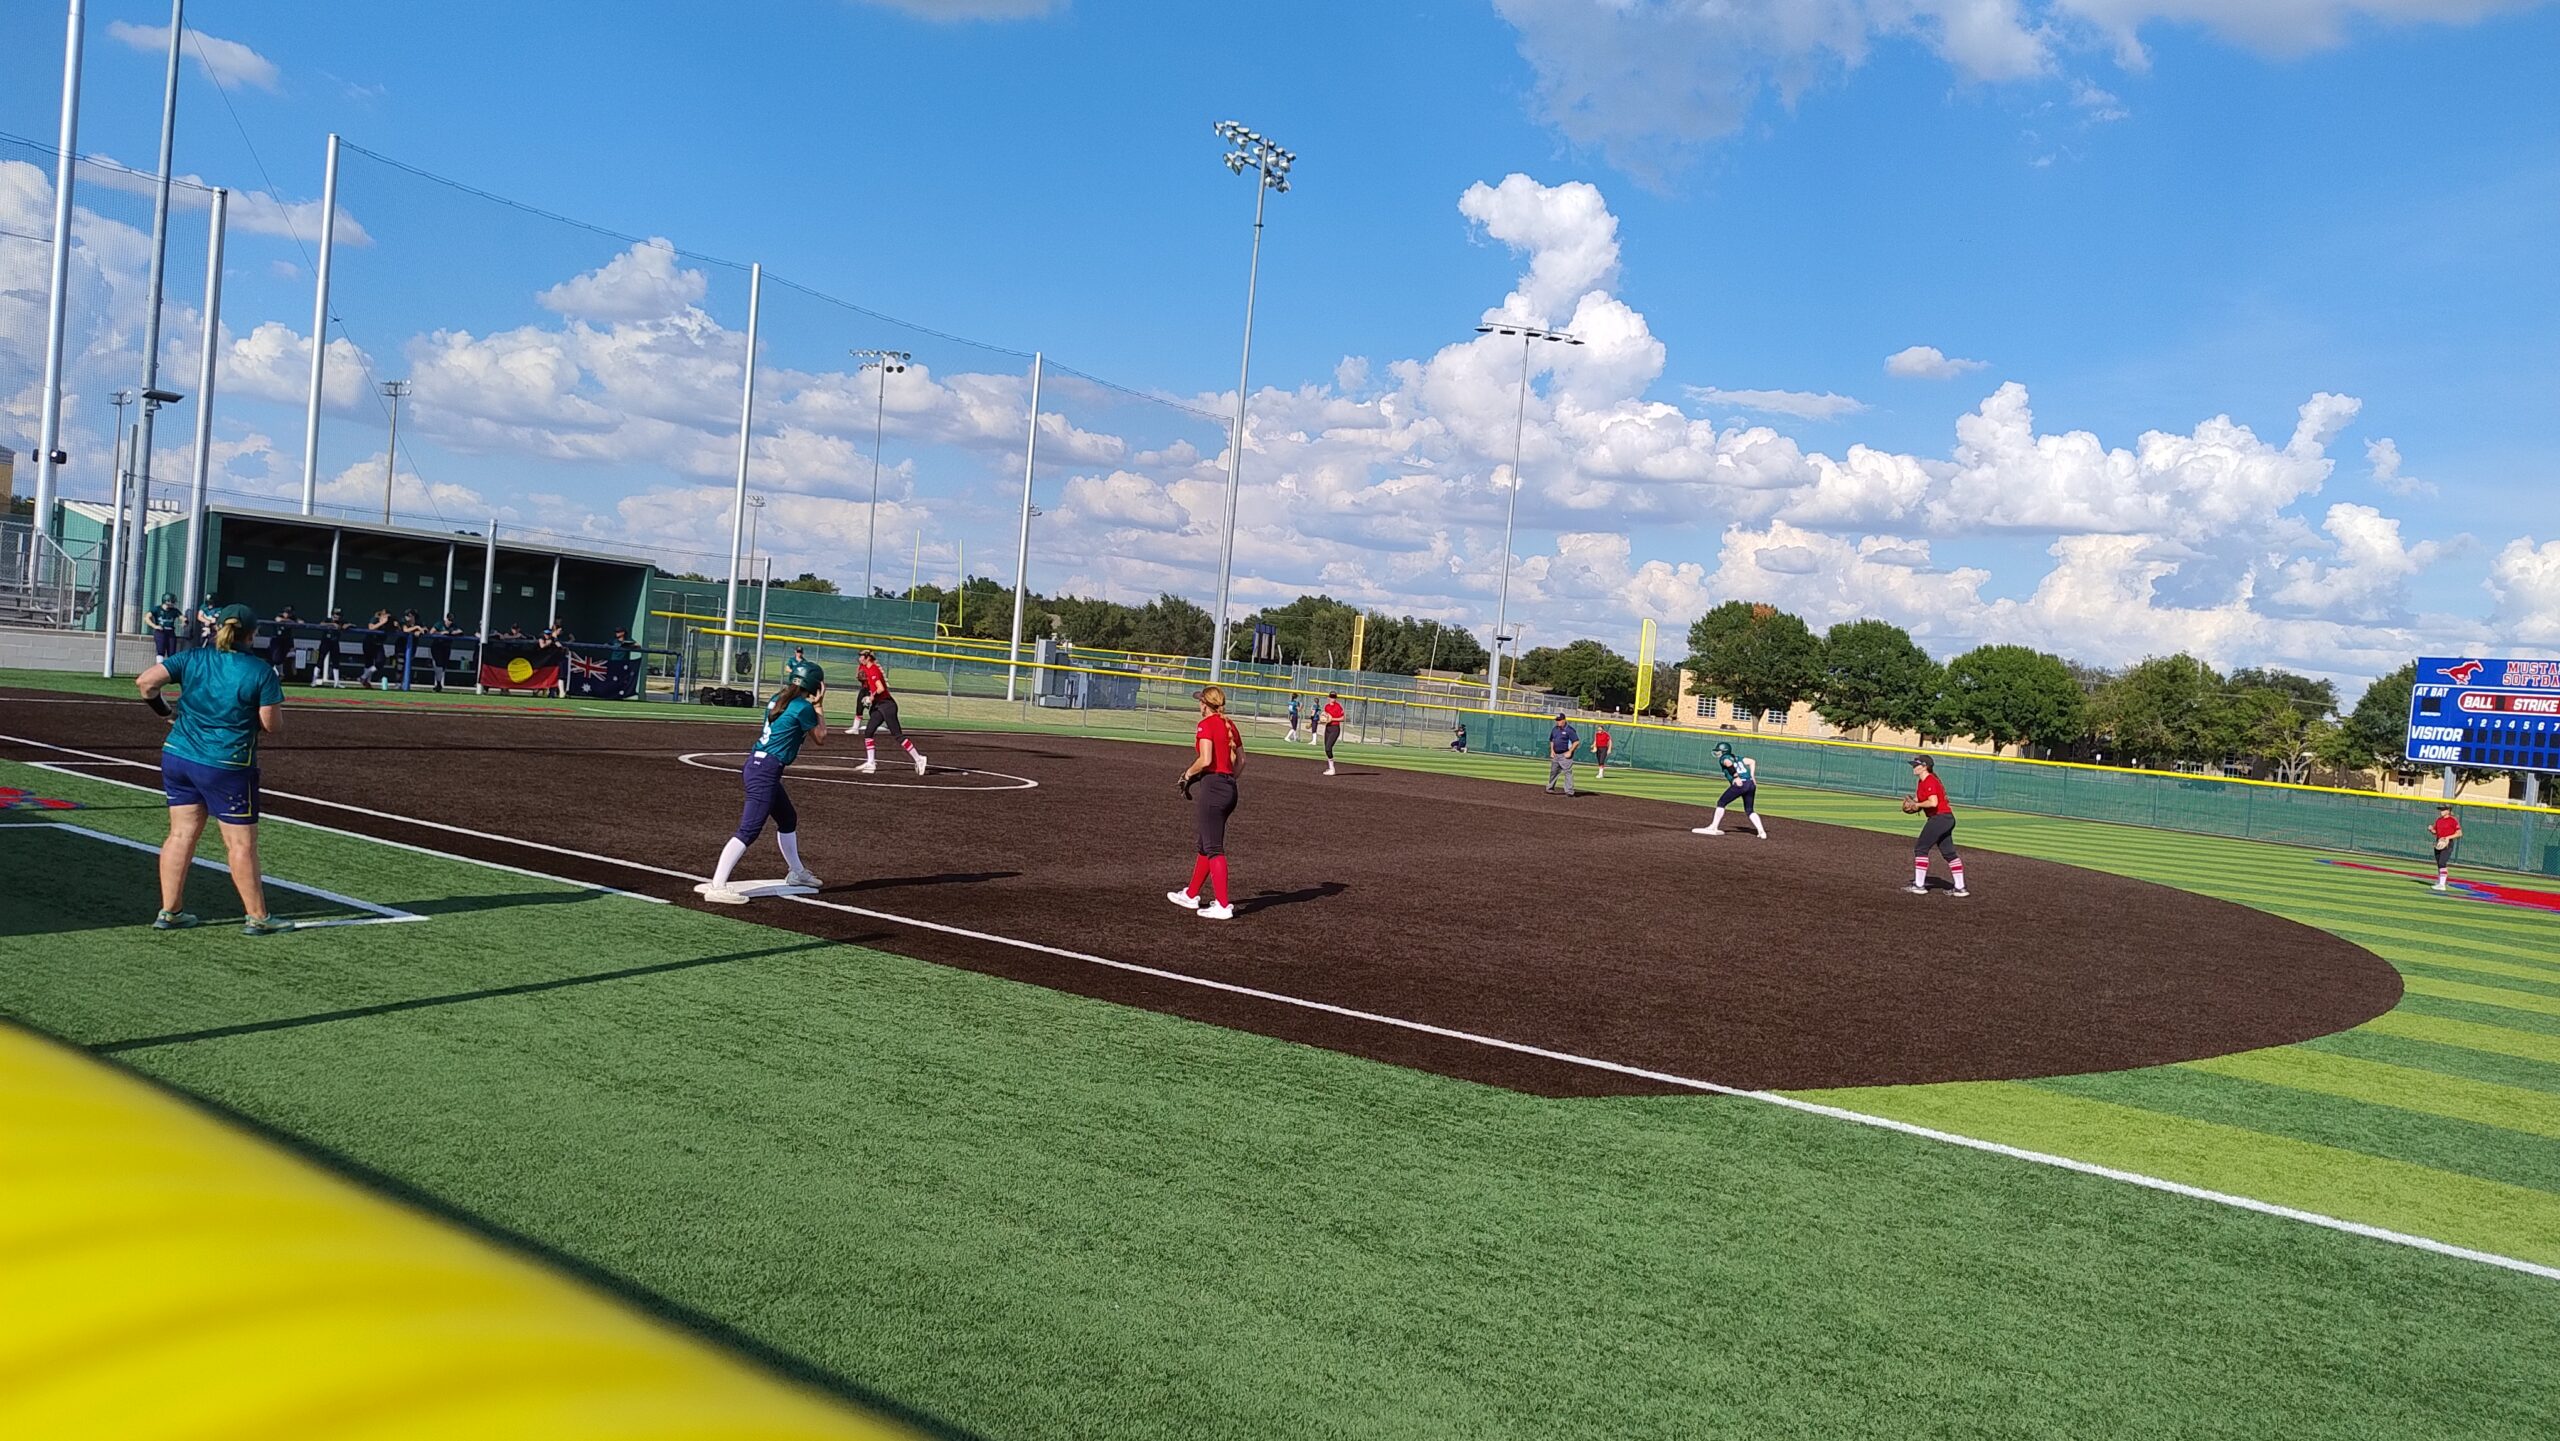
0, 690, 2402, 1097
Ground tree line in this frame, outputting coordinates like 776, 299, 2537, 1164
1678, 598, 2434, 783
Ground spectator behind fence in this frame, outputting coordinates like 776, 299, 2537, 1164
429, 614, 469, 693
266, 606, 301, 674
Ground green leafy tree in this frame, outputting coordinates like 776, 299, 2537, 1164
2092, 654, 2239, 766
1815, 618, 1940, 739
1510, 646, 1565, 688
1128, 593, 1214, 657
1684, 601, 1825, 726
1540, 640, 1639, 710
777, 572, 839, 594
1236, 594, 1361, 666
1360, 616, 1485, 676
2229, 666, 2338, 716
1937, 645, 2086, 754
2333, 662, 2417, 779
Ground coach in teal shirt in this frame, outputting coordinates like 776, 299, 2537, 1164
139, 604, 293, 935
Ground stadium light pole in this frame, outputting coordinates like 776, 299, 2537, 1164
1207, 120, 1292, 683
32, 0, 88, 540
180, 187, 226, 619
124, 0, 184, 635
850, 348, 910, 600
1473, 321, 1580, 707
379, 380, 409, 525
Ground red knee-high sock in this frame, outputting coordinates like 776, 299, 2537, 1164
1207, 856, 1231, 906
1187, 855, 1213, 897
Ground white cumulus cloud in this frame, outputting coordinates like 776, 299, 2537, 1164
1885, 344, 1990, 380
107, 21, 282, 92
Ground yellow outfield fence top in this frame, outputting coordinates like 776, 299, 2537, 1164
0, 1022, 920, 1440
687, 624, 2554, 819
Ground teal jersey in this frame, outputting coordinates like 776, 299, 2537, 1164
163, 648, 284, 769
148, 602, 181, 634
752, 696, 821, 765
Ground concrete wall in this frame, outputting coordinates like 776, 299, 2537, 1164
0, 623, 154, 675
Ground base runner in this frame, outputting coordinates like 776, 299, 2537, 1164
702, 664, 828, 904
1320, 692, 1346, 776
1167, 685, 1242, 921
852, 649, 928, 776
1903, 754, 1967, 896
2431, 804, 2462, 893
1693, 740, 1768, 838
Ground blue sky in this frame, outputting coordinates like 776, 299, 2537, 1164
3, 0, 2556, 686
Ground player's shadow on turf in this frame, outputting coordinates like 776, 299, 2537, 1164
398, 889, 639, 917
834, 870, 1020, 894
89, 937, 863, 1054
1239, 881, 1349, 915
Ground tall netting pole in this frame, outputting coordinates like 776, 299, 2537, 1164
32, 0, 87, 538
475, 519, 496, 694
180, 188, 227, 615
299, 134, 342, 516
721, 262, 762, 684
124, 0, 184, 633
1006, 351, 1041, 703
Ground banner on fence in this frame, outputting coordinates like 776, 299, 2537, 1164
564, 650, 640, 700
479, 639, 563, 692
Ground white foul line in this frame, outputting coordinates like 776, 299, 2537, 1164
4, 734, 2552, 1284
5, 740, 665, 904
34, 821, 427, 928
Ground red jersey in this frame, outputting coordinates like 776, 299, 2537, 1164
1595, 729, 1612, 749
2432, 815, 2461, 841
1321, 700, 1345, 727
1195, 714, 1242, 774
1914, 774, 1951, 814
858, 658, 888, 698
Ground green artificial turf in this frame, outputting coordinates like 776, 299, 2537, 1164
4, 755, 2559, 1440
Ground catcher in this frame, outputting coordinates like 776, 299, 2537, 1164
1903, 754, 1968, 896
1168, 685, 1244, 921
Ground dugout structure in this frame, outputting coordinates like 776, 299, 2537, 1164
71, 504, 653, 643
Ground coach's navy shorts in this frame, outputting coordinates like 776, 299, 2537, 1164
162, 751, 260, 825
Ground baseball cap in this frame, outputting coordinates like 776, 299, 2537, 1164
214, 603, 256, 625
1194, 685, 1227, 708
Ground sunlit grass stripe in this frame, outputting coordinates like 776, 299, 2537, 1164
2249, 912, 2560, 962
2180, 1048, 2560, 1141
2304, 1029, 2560, 1098
2316, 942, 2560, 987
2022, 1067, 2560, 1197
2393, 992, 2560, 1040
2398, 962, 2560, 1002
2402, 975, 2560, 1019
2358, 1010, 2560, 1066
1786, 1079, 2560, 1266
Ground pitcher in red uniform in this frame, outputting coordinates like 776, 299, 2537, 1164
2431, 805, 2462, 893
1169, 685, 1244, 921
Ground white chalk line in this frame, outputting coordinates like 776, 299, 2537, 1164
32, 820, 426, 929
5, 736, 2552, 1284
677, 750, 1039, 792
3, 739, 666, 905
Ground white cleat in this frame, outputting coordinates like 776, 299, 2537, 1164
1692, 826, 1722, 836
1905, 884, 1932, 895
1166, 889, 1202, 911
912, 750, 929, 776
701, 887, 751, 905
1198, 902, 1236, 921
1950, 888, 1971, 897
784, 869, 823, 889
2432, 882, 2449, 893
1324, 763, 1336, 776
855, 758, 878, 774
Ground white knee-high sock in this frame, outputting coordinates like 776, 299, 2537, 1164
712, 836, 748, 889
1750, 813, 1767, 837
776, 829, 805, 872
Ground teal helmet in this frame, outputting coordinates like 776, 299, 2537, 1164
1714, 741, 1735, 757
789, 659, 825, 689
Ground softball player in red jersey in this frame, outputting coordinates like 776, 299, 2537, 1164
1903, 755, 1967, 895
1169, 686, 1244, 921
852, 649, 928, 775
1319, 693, 1346, 775
2431, 805, 2462, 892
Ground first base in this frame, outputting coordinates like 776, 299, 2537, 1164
691, 879, 819, 900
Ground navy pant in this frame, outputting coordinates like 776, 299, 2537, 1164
733, 754, 799, 844
1716, 780, 1756, 814
1914, 813, 1958, 860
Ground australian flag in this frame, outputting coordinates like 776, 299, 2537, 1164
564, 648, 641, 700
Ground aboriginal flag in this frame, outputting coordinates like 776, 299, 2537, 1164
479, 638, 563, 691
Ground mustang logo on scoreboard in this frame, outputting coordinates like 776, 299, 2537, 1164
2406, 655, 2560, 774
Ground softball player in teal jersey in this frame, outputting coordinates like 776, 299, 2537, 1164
137, 604, 294, 934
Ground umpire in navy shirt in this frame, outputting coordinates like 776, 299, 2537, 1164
1546, 713, 1579, 796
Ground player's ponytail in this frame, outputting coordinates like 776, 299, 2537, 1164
213, 616, 251, 653
766, 681, 805, 718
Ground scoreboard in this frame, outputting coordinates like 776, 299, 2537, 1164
2405, 655, 2560, 772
